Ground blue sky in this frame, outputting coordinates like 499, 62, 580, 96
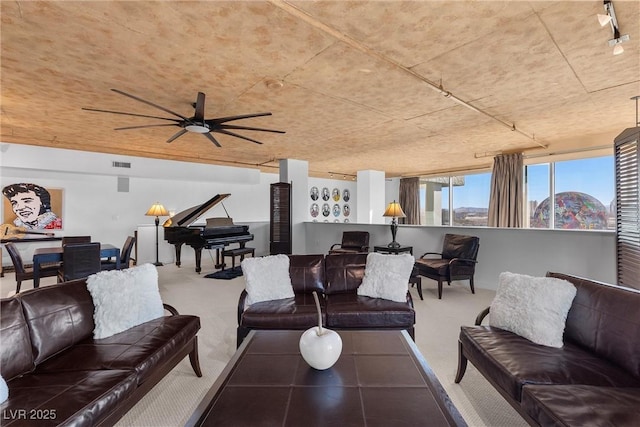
448, 156, 615, 208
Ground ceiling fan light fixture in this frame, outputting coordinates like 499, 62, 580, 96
185, 124, 210, 133
613, 43, 624, 55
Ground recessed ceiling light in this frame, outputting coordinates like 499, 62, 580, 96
358, 68, 372, 73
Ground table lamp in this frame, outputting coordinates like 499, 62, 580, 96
383, 200, 406, 248
145, 202, 169, 266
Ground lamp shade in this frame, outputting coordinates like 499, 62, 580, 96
383, 201, 406, 218
145, 203, 169, 217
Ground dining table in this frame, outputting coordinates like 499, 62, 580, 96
32, 243, 120, 288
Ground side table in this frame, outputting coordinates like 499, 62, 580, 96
373, 245, 413, 255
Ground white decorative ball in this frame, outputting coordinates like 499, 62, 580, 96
299, 327, 342, 370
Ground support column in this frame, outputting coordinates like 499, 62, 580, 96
279, 159, 309, 254
356, 170, 386, 224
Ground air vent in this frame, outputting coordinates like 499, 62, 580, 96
112, 161, 131, 169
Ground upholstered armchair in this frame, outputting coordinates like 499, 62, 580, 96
329, 231, 370, 254
414, 233, 479, 299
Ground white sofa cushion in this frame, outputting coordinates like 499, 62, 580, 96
241, 254, 294, 306
490, 272, 577, 348
87, 263, 164, 339
357, 252, 414, 303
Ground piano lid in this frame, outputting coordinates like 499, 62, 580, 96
163, 194, 231, 228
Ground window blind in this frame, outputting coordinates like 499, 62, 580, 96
615, 127, 640, 289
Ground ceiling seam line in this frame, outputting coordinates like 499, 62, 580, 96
534, 11, 588, 93
270, 0, 546, 149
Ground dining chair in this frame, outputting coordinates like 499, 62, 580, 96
101, 236, 136, 271
62, 236, 91, 246
58, 242, 101, 282
414, 233, 480, 299
5, 242, 59, 293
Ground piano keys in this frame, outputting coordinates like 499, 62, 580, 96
163, 194, 253, 273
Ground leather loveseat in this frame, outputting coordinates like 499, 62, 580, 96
237, 253, 415, 347
455, 272, 640, 426
0, 278, 202, 427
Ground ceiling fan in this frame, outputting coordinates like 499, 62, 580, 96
82, 89, 285, 146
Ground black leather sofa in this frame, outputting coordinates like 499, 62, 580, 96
0, 279, 202, 426
237, 253, 415, 346
455, 272, 640, 426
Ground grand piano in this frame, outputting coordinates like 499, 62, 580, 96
163, 194, 253, 273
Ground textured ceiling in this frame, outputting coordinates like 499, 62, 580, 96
1, 1, 639, 178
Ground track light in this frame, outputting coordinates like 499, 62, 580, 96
613, 43, 624, 55
597, 13, 612, 26
599, 0, 630, 55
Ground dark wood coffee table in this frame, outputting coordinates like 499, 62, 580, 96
186, 330, 466, 427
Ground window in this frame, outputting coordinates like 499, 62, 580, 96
526, 156, 614, 230
420, 155, 614, 231
527, 163, 551, 228
452, 173, 491, 226
420, 172, 491, 226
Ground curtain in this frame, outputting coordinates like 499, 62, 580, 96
488, 153, 523, 227
399, 177, 420, 225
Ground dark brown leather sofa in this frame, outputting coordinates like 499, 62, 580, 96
237, 253, 415, 346
455, 272, 640, 426
0, 279, 202, 427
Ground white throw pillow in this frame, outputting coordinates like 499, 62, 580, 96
241, 254, 294, 306
357, 252, 414, 303
0, 375, 8, 404
87, 263, 165, 339
490, 272, 577, 348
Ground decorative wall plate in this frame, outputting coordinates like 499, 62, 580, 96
310, 203, 319, 217
321, 187, 330, 201
310, 186, 319, 201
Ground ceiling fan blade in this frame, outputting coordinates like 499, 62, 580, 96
209, 112, 273, 124
203, 132, 222, 147
167, 129, 188, 143
114, 123, 179, 130
111, 89, 192, 122
219, 123, 286, 134
194, 92, 205, 122
82, 107, 181, 122
214, 129, 264, 145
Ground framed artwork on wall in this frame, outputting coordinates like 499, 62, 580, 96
2, 182, 64, 231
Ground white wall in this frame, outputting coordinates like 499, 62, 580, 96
0, 144, 281, 269
305, 222, 616, 290
307, 177, 357, 223
1, 142, 618, 291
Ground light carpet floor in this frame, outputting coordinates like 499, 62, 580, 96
1, 263, 527, 427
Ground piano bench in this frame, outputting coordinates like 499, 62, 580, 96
221, 247, 255, 270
